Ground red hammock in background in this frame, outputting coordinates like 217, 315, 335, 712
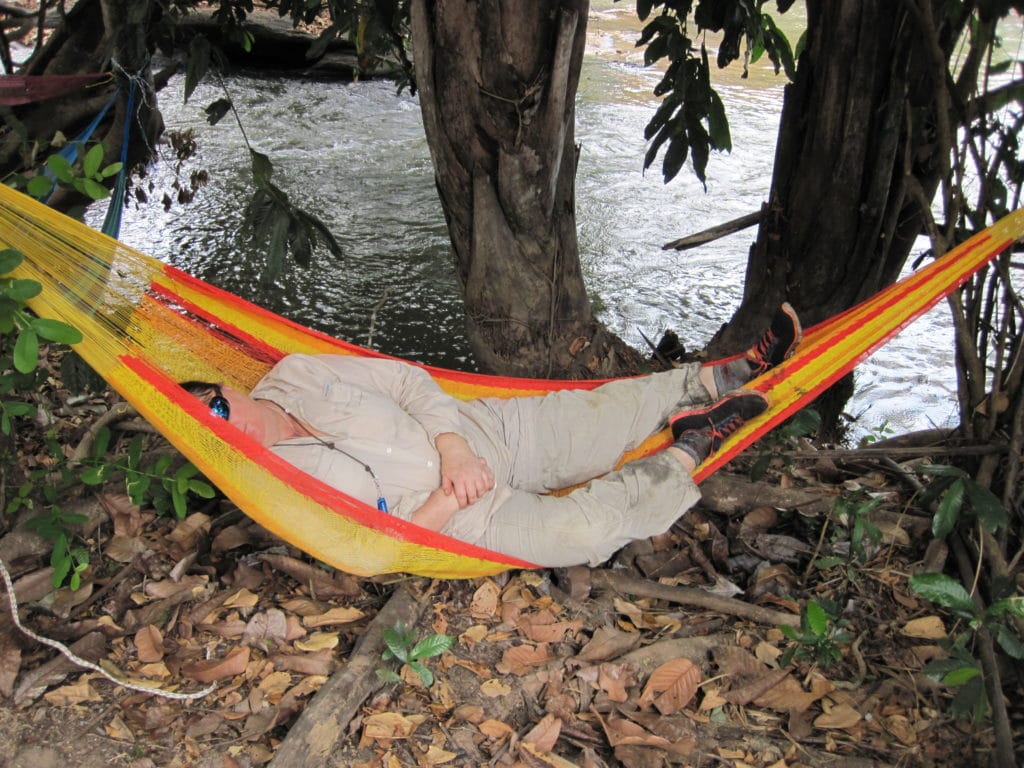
0, 72, 111, 106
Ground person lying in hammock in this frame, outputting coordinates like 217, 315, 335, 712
182, 305, 801, 568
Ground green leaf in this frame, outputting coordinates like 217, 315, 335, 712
991, 623, 1024, 660
779, 624, 799, 640
31, 317, 82, 344
172, 485, 187, 518
7, 278, 42, 301
804, 600, 829, 637
909, 573, 976, 615
986, 596, 1024, 619
46, 154, 74, 183
80, 465, 109, 485
410, 633, 454, 661
83, 143, 104, 178
942, 665, 980, 686
82, 178, 109, 200
185, 35, 212, 102
188, 479, 216, 499
963, 480, 1007, 532
3, 401, 33, 417
13, 327, 39, 373
91, 427, 111, 459
0, 248, 23, 274
250, 150, 274, 189
917, 463, 967, 478
375, 668, 402, 683
382, 628, 410, 663
932, 478, 965, 539
408, 660, 433, 687
26, 175, 54, 199
99, 162, 123, 179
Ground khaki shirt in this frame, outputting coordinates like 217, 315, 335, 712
250, 354, 508, 541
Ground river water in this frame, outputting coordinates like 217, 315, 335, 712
90, 3, 1008, 443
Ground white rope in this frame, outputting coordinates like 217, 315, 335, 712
0, 556, 215, 701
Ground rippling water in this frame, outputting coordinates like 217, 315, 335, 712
90, 3, 989, 442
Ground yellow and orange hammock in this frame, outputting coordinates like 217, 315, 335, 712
3, 183, 1023, 577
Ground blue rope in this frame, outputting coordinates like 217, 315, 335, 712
41, 90, 118, 201
101, 78, 137, 238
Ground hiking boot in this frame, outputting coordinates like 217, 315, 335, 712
670, 390, 769, 464
745, 302, 802, 376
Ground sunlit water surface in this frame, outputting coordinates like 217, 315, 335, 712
91, 4, 1003, 442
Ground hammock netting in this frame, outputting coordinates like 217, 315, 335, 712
2, 183, 1023, 577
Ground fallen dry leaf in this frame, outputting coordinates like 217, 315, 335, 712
167, 513, 211, 549
43, 675, 101, 706
571, 625, 641, 665
901, 616, 947, 639
481, 678, 513, 697
134, 624, 165, 663
517, 608, 584, 643
479, 718, 515, 740
470, 580, 501, 620
181, 646, 250, 683
294, 632, 339, 652
638, 657, 701, 715
224, 588, 260, 609
362, 711, 426, 740
814, 702, 862, 729
597, 662, 635, 703
497, 643, 551, 675
243, 609, 289, 647
523, 712, 563, 753
302, 605, 365, 628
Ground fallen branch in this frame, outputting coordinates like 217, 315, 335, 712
662, 209, 762, 251
268, 583, 428, 768
71, 401, 137, 461
579, 569, 799, 627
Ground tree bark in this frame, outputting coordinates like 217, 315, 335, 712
0, 0, 161, 210
410, 0, 644, 378
709, 0, 970, 425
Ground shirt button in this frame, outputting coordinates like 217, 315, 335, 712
426, 460, 434, 468
386, 447, 393, 455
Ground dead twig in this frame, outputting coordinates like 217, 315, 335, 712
585, 569, 799, 627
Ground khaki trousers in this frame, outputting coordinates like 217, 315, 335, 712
452, 365, 710, 567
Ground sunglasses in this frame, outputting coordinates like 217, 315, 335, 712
210, 390, 231, 420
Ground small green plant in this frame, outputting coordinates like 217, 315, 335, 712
814, 489, 883, 576
750, 408, 821, 480
0, 248, 83, 436
16, 144, 123, 202
910, 572, 1024, 722
914, 463, 1008, 540
8, 428, 216, 588
779, 598, 853, 669
376, 623, 454, 687
857, 418, 895, 447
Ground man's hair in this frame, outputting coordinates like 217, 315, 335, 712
180, 381, 220, 398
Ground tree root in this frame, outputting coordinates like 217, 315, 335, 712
566, 568, 799, 627
267, 582, 428, 768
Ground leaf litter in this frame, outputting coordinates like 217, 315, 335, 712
0, 382, 1018, 768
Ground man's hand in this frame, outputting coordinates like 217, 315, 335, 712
435, 432, 494, 508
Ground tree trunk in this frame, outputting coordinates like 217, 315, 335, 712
410, 0, 645, 378
710, 0, 970, 427
0, 0, 161, 203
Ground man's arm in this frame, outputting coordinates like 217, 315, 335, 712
409, 487, 461, 531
